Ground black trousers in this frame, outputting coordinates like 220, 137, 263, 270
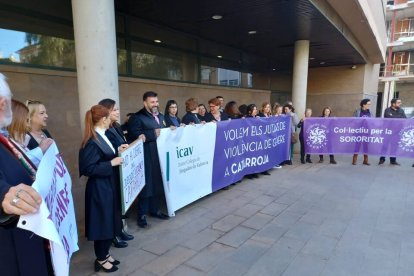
380, 156, 396, 163
319, 155, 335, 161
137, 196, 161, 218
94, 239, 112, 261
299, 137, 310, 161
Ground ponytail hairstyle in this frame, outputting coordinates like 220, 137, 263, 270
81, 105, 109, 148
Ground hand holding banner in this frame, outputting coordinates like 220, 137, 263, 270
17, 143, 78, 276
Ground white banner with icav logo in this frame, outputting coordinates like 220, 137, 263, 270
157, 123, 216, 216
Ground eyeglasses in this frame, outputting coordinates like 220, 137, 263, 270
26, 100, 42, 105
209, 105, 217, 108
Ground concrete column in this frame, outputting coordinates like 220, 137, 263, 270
291, 40, 310, 119
72, 0, 120, 127
381, 80, 396, 117
182, 55, 197, 82
381, 81, 390, 117
241, 73, 249, 88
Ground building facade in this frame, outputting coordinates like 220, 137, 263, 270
379, 0, 414, 117
0, 0, 386, 221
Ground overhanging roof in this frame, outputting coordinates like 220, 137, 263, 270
115, 0, 366, 72
0, 0, 367, 73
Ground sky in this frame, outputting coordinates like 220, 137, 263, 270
0, 29, 26, 61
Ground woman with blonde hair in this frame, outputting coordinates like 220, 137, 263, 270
79, 105, 124, 273
273, 103, 283, 116
259, 102, 272, 117
25, 100, 53, 150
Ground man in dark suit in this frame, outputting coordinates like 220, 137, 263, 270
127, 91, 168, 228
0, 73, 51, 275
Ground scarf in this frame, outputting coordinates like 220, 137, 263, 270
0, 133, 37, 180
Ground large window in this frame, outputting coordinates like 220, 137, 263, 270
0, 14, 255, 88
0, 29, 76, 69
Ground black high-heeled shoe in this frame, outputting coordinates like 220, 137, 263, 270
106, 255, 120, 265
94, 259, 118, 273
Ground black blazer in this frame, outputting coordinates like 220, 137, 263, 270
105, 124, 127, 154
164, 114, 181, 127
182, 112, 201, 125
0, 139, 50, 275
126, 108, 165, 198
204, 111, 229, 123
26, 129, 52, 150
79, 134, 121, 240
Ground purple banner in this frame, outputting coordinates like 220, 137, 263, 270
212, 116, 291, 191
304, 118, 414, 157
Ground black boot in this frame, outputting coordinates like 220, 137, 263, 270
112, 236, 128, 248
119, 229, 134, 241
137, 215, 149, 228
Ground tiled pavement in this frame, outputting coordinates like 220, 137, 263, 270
70, 155, 414, 276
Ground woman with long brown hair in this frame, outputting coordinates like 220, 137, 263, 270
98, 98, 135, 249
79, 105, 124, 273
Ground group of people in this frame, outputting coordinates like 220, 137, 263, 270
0, 74, 55, 275
1, 68, 413, 275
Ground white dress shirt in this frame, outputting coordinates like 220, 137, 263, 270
95, 127, 115, 154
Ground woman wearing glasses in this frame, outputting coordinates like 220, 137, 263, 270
204, 98, 229, 122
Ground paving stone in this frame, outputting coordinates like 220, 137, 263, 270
182, 228, 224, 251
185, 242, 236, 272
282, 253, 327, 276
232, 203, 263, 218
241, 212, 274, 230
166, 265, 205, 276
358, 247, 399, 276
117, 249, 158, 275
321, 247, 365, 276
216, 226, 257, 248
177, 216, 215, 235
250, 194, 276, 206
299, 210, 326, 225
317, 218, 348, 239
244, 237, 305, 276
272, 210, 303, 227
260, 202, 288, 217
368, 229, 401, 256
284, 221, 319, 243
141, 230, 189, 255
142, 246, 196, 276
250, 223, 288, 244
300, 234, 338, 259
70, 156, 414, 275
211, 214, 246, 232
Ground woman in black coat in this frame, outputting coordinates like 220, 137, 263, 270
204, 98, 229, 122
164, 100, 182, 127
79, 105, 124, 273
25, 100, 53, 150
182, 98, 202, 125
99, 99, 135, 248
